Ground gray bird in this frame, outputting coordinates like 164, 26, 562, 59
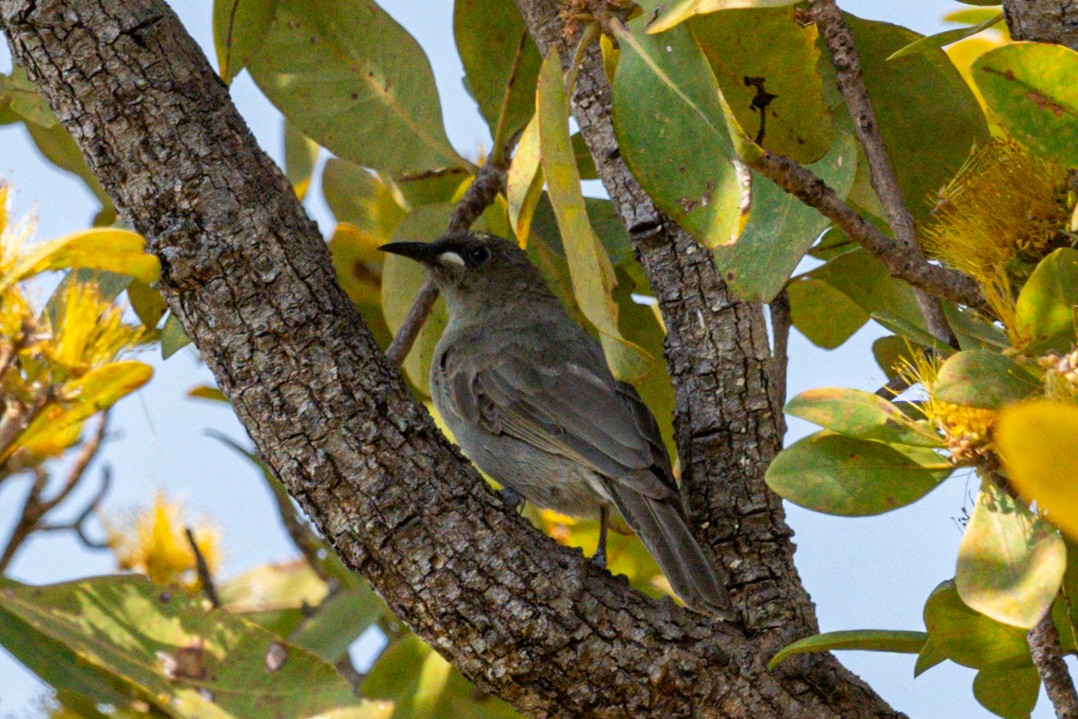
381, 231, 732, 617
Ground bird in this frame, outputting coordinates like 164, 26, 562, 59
380, 231, 733, 617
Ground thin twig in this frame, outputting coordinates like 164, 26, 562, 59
38, 465, 112, 550
753, 151, 987, 313
385, 160, 508, 366
489, 31, 530, 169
808, 0, 958, 348
0, 466, 49, 571
335, 654, 364, 694
39, 412, 109, 514
185, 526, 221, 608
1029, 606, 1078, 718
768, 288, 791, 435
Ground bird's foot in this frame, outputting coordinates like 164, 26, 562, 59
499, 486, 526, 515
590, 546, 607, 571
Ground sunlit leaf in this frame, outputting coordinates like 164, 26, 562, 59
923, 580, 1032, 669
932, 350, 1041, 409
957, 480, 1066, 629
212, 0, 277, 83
537, 49, 648, 379
769, 629, 927, 669
973, 42, 1078, 166
188, 385, 229, 403
644, 0, 799, 34
914, 637, 947, 676
329, 223, 385, 309
973, 665, 1040, 719
611, 18, 744, 248
506, 115, 543, 246
765, 431, 950, 516
996, 401, 1078, 544
322, 159, 407, 241
1, 229, 159, 291
0, 575, 376, 717
290, 586, 386, 664
786, 387, 943, 447
246, 0, 465, 174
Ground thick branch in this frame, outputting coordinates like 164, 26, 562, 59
1002, 0, 1078, 49
0, 1, 880, 716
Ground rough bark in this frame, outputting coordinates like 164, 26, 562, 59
0, 0, 905, 717
1002, 0, 1078, 49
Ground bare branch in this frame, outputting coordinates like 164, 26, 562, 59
38, 466, 112, 551
753, 150, 988, 313
1029, 607, 1078, 718
39, 412, 109, 514
808, 0, 959, 347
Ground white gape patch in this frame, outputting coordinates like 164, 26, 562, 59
439, 251, 465, 266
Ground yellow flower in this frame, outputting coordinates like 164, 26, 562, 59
923, 139, 1072, 338
106, 491, 222, 592
46, 281, 144, 374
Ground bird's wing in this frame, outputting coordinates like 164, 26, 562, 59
443, 331, 674, 500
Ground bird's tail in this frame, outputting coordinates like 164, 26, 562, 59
605, 483, 734, 618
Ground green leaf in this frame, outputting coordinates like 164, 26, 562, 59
914, 637, 947, 676
571, 132, 599, 180
1015, 248, 1078, 354
786, 387, 943, 447
0, 575, 379, 717
24, 119, 116, 223
923, 580, 1032, 669
322, 158, 407, 241
219, 560, 329, 611
538, 49, 647, 379
871, 312, 942, 349
188, 385, 229, 403
246, 0, 465, 174
127, 279, 168, 330
290, 587, 386, 663
453, 0, 541, 142
0, 67, 57, 127
765, 431, 950, 516
933, 350, 1040, 409
887, 13, 1003, 61
212, 0, 277, 83
844, 15, 990, 222
161, 312, 192, 359
713, 132, 857, 302
872, 335, 925, 381
957, 480, 1066, 629
787, 277, 868, 349
809, 249, 925, 333
381, 206, 452, 394
769, 629, 927, 669
611, 18, 745, 248
973, 42, 1078, 166
284, 118, 320, 200
645, 0, 800, 34
395, 168, 472, 207
944, 303, 1009, 350
691, 6, 833, 164
363, 634, 523, 719
973, 665, 1040, 719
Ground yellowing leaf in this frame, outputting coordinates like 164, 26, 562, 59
644, 0, 800, 34
997, 401, 1078, 543
329, 222, 384, 308
0, 228, 159, 291
506, 115, 544, 246
537, 49, 648, 380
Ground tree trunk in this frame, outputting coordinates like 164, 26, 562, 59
0, 0, 903, 717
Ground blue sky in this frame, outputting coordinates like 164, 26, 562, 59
0, 2, 1069, 718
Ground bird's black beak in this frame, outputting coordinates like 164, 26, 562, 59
379, 241, 440, 264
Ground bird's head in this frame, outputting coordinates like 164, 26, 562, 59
380, 231, 552, 311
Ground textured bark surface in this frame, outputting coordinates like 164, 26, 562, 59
1003, 0, 1078, 49
0, 0, 906, 717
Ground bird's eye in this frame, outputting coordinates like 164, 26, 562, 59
465, 246, 491, 266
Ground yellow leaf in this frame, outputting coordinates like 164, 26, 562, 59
0, 228, 160, 291
328, 222, 384, 307
537, 49, 650, 380
996, 401, 1078, 542
506, 114, 543, 247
